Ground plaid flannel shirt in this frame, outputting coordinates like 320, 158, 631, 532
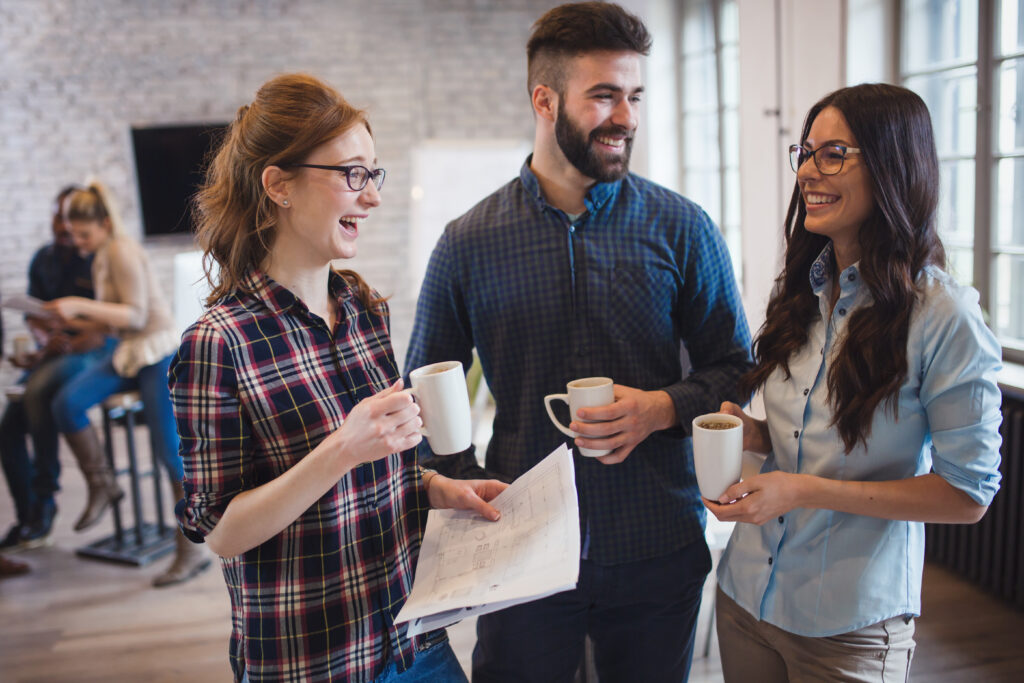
171, 269, 439, 682
407, 158, 753, 565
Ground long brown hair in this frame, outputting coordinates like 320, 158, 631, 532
194, 72, 385, 312
742, 84, 946, 453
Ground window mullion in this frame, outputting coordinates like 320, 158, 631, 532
975, 0, 995, 311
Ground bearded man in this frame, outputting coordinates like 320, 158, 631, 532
405, 3, 752, 680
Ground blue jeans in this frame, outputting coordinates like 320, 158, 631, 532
51, 350, 183, 482
238, 641, 466, 683
374, 640, 467, 682
0, 340, 115, 523
472, 539, 712, 683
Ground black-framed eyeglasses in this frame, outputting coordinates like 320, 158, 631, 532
285, 163, 386, 191
788, 144, 861, 175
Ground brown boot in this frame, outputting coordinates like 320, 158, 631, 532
64, 426, 123, 532
152, 481, 213, 588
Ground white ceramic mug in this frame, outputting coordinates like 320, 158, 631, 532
404, 360, 473, 456
12, 334, 32, 364
691, 412, 743, 500
543, 377, 614, 457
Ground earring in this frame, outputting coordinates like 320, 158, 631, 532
282, 200, 289, 206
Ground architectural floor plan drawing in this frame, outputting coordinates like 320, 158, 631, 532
396, 444, 580, 635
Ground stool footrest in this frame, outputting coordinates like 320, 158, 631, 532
76, 523, 176, 566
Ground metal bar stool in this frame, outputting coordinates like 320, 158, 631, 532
75, 391, 175, 566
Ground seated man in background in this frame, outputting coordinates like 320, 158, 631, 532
0, 186, 111, 551
0, 297, 30, 577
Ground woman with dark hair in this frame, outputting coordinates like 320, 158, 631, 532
171, 72, 506, 682
706, 83, 1003, 682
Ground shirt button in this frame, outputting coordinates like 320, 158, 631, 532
838, 308, 847, 316
803, 388, 809, 396
778, 516, 784, 524
768, 556, 773, 565
793, 430, 799, 438
848, 273, 856, 282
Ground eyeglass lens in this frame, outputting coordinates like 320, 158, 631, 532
345, 166, 385, 191
789, 145, 848, 175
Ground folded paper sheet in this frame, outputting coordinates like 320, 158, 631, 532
396, 443, 580, 635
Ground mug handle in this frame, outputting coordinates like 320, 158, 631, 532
543, 393, 576, 438
401, 387, 430, 437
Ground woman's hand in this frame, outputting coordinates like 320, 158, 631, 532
43, 296, 87, 322
426, 474, 508, 521
704, 471, 807, 525
719, 401, 772, 454
326, 380, 423, 469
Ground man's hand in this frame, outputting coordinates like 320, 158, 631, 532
570, 386, 677, 465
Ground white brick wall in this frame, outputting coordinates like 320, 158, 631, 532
0, 0, 561, 389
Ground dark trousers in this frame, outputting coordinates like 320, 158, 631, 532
0, 347, 110, 523
472, 539, 712, 683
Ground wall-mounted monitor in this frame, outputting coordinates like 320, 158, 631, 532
130, 123, 227, 237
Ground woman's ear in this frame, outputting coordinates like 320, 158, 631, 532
262, 166, 290, 208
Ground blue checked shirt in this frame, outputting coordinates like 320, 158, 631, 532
171, 269, 442, 682
718, 246, 1003, 636
406, 158, 752, 564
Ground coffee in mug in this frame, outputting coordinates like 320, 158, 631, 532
404, 361, 473, 455
543, 377, 615, 457
691, 412, 743, 500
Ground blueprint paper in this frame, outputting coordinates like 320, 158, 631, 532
396, 443, 580, 635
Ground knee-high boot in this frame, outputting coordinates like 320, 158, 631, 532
152, 480, 213, 588
64, 425, 123, 532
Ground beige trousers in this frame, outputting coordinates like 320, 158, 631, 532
716, 587, 915, 683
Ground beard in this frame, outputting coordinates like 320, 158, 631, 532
554, 107, 633, 183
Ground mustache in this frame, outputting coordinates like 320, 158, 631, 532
589, 125, 633, 141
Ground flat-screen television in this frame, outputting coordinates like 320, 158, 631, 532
131, 123, 227, 237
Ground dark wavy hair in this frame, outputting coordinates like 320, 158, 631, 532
742, 83, 946, 453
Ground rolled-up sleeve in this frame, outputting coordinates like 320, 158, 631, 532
169, 320, 252, 541
920, 284, 1002, 505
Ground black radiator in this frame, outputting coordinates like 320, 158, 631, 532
925, 391, 1024, 609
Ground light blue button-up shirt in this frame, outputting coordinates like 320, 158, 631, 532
717, 245, 1002, 637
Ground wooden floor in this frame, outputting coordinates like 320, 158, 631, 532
2, 445, 1024, 681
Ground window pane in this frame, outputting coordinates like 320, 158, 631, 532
902, 0, 978, 72
684, 170, 721, 227
682, 111, 720, 168
999, 0, 1024, 55
998, 58, 1024, 153
946, 245, 975, 285
994, 254, 1024, 343
995, 158, 1024, 248
905, 69, 977, 157
682, 53, 718, 110
681, 0, 715, 55
937, 157, 975, 248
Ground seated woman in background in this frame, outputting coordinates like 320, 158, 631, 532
45, 182, 211, 587
171, 72, 506, 682
707, 83, 1003, 682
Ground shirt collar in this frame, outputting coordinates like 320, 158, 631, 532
241, 268, 352, 317
808, 243, 862, 296
518, 155, 621, 217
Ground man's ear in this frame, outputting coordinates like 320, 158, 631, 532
532, 84, 558, 123
262, 165, 290, 208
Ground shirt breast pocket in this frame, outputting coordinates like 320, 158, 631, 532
602, 266, 677, 344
